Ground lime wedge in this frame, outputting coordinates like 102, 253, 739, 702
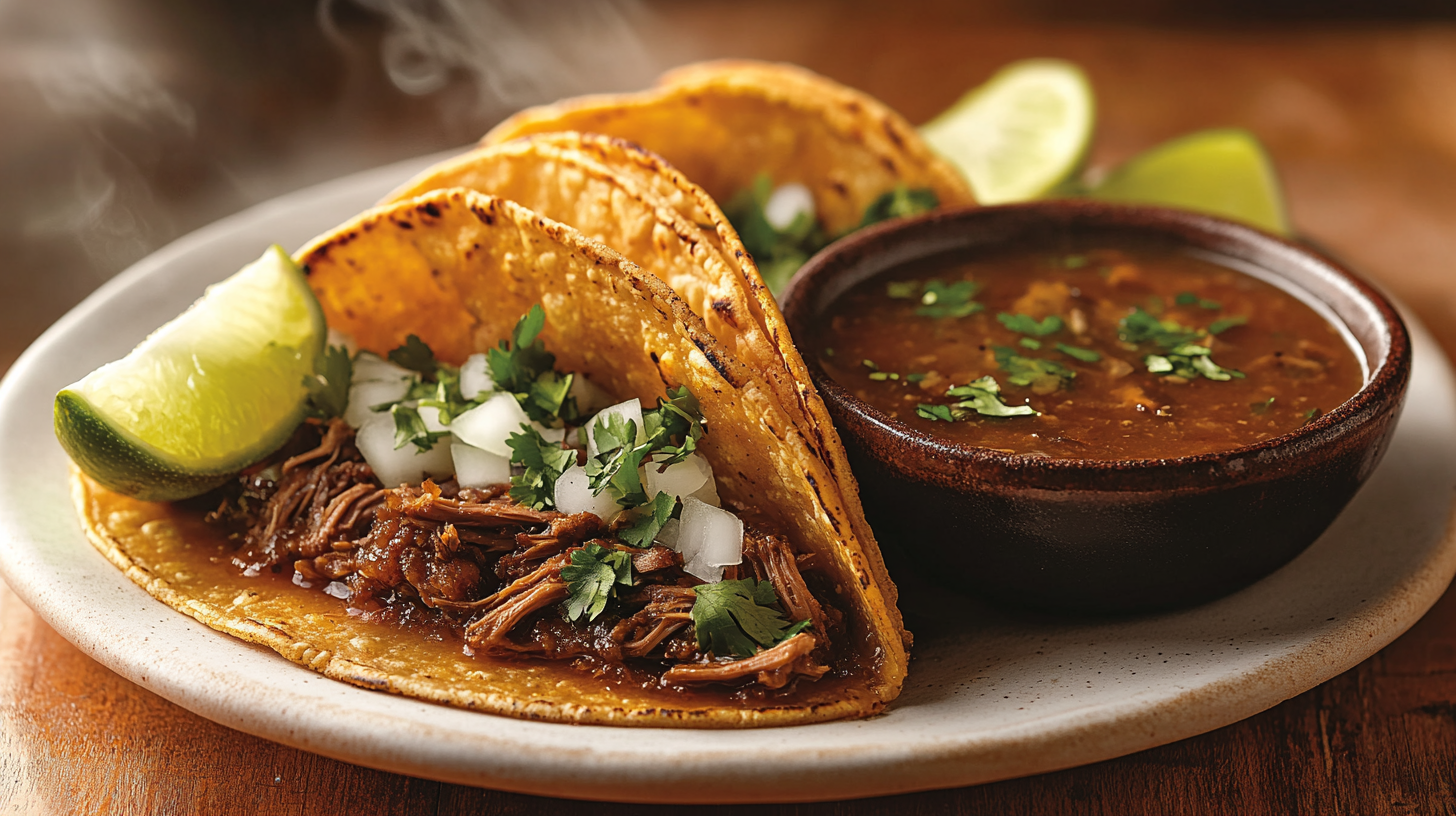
55, 245, 325, 501
920, 59, 1095, 205
1088, 128, 1291, 235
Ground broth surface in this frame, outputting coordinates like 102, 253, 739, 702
812, 245, 1364, 459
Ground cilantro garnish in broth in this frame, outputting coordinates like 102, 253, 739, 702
691, 578, 811, 658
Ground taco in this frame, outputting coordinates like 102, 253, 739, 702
383, 130, 903, 652
479, 60, 976, 291
71, 189, 908, 727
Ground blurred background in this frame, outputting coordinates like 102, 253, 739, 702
6, 0, 1456, 370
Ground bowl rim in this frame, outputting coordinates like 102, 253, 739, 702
779, 200, 1412, 491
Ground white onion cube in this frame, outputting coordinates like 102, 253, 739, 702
356, 413, 453, 488
418, 404, 449, 433
644, 452, 712, 501
764, 182, 815, 231
450, 393, 532, 457
677, 497, 743, 583
351, 352, 414, 384
459, 353, 493, 400
450, 439, 510, 488
569, 375, 613, 414
343, 377, 414, 428
553, 465, 621, 522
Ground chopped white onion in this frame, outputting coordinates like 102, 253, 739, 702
418, 404, 449, 433
644, 452, 712, 501
553, 465, 621, 522
459, 353, 493, 400
655, 517, 682, 550
343, 377, 413, 428
450, 439, 511, 488
355, 413, 453, 488
569, 375, 613, 414
585, 398, 646, 459
351, 352, 413, 384
764, 183, 815, 231
676, 497, 743, 583
688, 475, 721, 508
449, 393, 531, 457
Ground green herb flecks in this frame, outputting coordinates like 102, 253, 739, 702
859, 185, 938, 228
1064, 254, 1089, 269
1207, 315, 1249, 335
387, 335, 438, 378
916, 279, 984, 318
1303, 408, 1323, 425
886, 280, 919, 299
998, 312, 1064, 336
994, 346, 1076, 394
1144, 343, 1245, 381
1252, 396, 1276, 415
617, 491, 678, 549
1056, 343, 1102, 363
1119, 308, 1245, 382
691, 578, 811, 659
506, 425, 576, 510
486, 305, 580, 425
389, 403, 447, 452
1118, 308, 1203, 350
303, 344, 352, 420
1019, 338, 1042, 350
561, 543, 633, 622
583, 387, 707, 512
916, 375, 1037, 421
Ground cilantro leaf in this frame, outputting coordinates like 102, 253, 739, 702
527, 371, 575, 421
585, 415, 649, 508
560, 543, 633, 622
1143, 345, 1244, 381
303, 344, 352, 420
389, 403, 446, 452
886, 280, 919, 299
993, 346, 1076, 393
859, 185, 938, 228
617, 491, 678, 548
487, 306, 567, 422
916, 279, 983, 318
1056, 343, 1102, 362
387, 335, 438, 378
1252, 396, 1276, 415
915, 403, 956, 422
1207, 315, 1249, 335
997, 312, 1064, 336
640, 386, 706, 466
1117, 308, 1202, 350
1175, 291, 1198, 306
690, 578, 805, 658
917, 376, 1037, 421
506, 425, 576, 510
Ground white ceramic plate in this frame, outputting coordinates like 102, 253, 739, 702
2, 152, 1453, 804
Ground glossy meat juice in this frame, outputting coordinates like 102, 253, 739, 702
812, 245, 1364, 459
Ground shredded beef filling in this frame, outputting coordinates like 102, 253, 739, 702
208, 419, 838, 691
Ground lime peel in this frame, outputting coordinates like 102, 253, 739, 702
1087, 128, 1291, 236
55, 245, 326, 501
920, 59, 1095, 205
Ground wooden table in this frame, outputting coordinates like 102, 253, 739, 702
2, 2, 1455, 812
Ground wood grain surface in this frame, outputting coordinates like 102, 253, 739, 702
3, 2, 1456, 812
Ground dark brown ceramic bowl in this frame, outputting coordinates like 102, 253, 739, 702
780, 201, 1411, 614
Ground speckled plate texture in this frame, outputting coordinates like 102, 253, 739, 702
1, 152, 1453, 804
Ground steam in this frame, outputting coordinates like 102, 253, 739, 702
349, 0, 663, 123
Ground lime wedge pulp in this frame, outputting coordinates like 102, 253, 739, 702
920, 59, 1096, 205
55, 245, 326, 501
1088, 128, 1291, 236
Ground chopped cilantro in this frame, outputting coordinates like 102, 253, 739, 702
303, 344, 352, 420
583, 386, 707, 511
905, 372, 927, 383
1143, 344, 1244, 381
641, 386, 706, 466
1118, 308, 1202, 350
993, 346, 1076, 393
861, 359, 879, 371
387, 334, 438, 378
1056, 343, 1102, 363
724, 174, 828, 296
1064, 255, 1088, 269
506, 425, 576, 510
389, 403, 446, 452
561, 543, 633, 622
1208, 315, 1249, 335
1175, 291, 1198, 306
1019, 338, 1042, 350
1200, 298, 1222, 310
859, 185, 938, 228
1252, 396, 1276, 415
617, 491, 678, 548
997, 312, 1064, 336
1303, 408, 1323, 425
487, 305, 579, 424
916, 279, 983, 318
691, 578, 807, 658
916, 376, 1037, 421
823, 347, 835, 358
